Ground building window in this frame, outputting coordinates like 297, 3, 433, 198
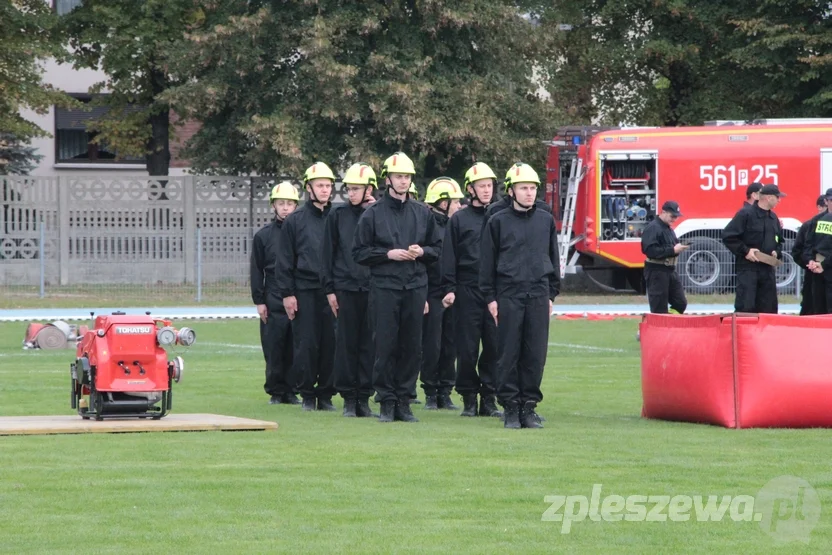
54, 95, 145, 164
55, 0, 83, 15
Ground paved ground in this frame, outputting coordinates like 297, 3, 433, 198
0, 303, 801, 322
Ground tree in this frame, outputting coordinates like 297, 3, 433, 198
162, 1, 562, 177
0, 134, 43, 175
729, 0, 832, 117
542, 1, 768, 127
0, 0, 76, 160
62, 0, 209, 175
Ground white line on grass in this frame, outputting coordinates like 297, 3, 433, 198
199, 342, 261, 350
548, 342, 626, 353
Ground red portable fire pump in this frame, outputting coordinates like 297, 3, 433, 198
70, 312, 196, 420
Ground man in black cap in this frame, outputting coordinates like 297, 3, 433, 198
743, 182, 763, 208
640, 201, 689, 314
722, 184, 785, 313
791, 194, 827, 315
801, 189, 832, 314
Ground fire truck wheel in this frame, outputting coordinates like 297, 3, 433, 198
677, 237, 731, 294
775, 238, 798, 292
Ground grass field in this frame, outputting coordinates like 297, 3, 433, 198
0, 318, 829, 553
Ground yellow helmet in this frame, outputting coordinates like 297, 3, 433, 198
380, 152, 416, 178
464, 162, 497, 188
303, 162, 336, 185
408, 183, 419, 198
424, 177, 464, 205
269, 181, 300, 202
504, 162, 540, 191
343, 163, 377, 188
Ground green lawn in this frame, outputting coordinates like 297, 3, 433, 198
0, 319, 828, 553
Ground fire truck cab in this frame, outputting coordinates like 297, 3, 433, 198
546, 119, 832, 294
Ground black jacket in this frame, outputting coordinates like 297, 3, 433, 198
352, 192, 442, 290
797, 210, 828, 267
803, 212, 832, 270
640, 217, 679, 269
250, 218, 286, 309
442, 203, 488, 294
320, 203, 371, 294
426, 210, 450, 295
276, 202, 331, 297
480, 204, 560, 304
721, 201, 783, 267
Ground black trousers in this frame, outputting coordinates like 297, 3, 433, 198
370, 286, 427, 403
260, 305, 293, 397
799, 269, 816, 315
644, 266, 687, 314
809, 271, 829, 315
333, 290, 374, 400
454, 284, 498, 396
734, 265, 778, 313
495, 295, 549, 407
292, 289, 336, 400
418, 293, 456, 396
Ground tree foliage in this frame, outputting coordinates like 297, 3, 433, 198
544, 0, 831, 126
62, 0, 208, 175
162, 1, 562, 177
0, 0, 76, 143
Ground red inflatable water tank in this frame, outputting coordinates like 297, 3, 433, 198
640, 313, 832, 429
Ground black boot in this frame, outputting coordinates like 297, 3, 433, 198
479, 395, 503, 418
356, 398, 378, 418
378, 400, 396, 423
521, 401, 543, 429
281, 393, 301, 405
424, 395, 438, 410
437, 392, 458, 410
460, 394, 478, 417
317, 397, 337, 411
394, 400, 419, 422
503, 402, 521, 429
302, 397, 316, 411
268, 395, 283, 405
342, 398, 357, 417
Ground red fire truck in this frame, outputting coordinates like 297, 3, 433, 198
546, 119, 832, 294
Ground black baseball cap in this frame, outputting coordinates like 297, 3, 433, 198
746, 182, 763, 199
662, 200, 682, 217
817, 195, 827, 207
824, 188, 832, 199
759, 184, 786, 197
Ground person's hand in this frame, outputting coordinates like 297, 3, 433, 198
364, 190, 377, 205
549, 299, 553, 314
283, 296, 298, 320
771, 251, 778, 259
442, 292, 455, 308
673, 243, 689, 254
745, 248, 760, 262
488, 301, 498, 325
327, 293, 339, 317
424, 301, 429, 315
808, 260, 820, 273
388, 249, 417, 261
256, 304, 268, 323
408, 244, 424, 258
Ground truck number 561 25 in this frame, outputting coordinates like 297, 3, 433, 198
700, 165, 779, 191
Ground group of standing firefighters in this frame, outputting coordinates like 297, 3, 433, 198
641, 181, 832, 317
251, 153, 560, 429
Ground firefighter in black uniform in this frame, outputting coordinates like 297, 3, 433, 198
640, 200, 689, 314
416, 177, 464, 411
791, 194, 827, 315
251, 182, 300, 404
480, 163, 560, 429
353, 152, 442, 423
276, 162, 337, 411
722, 184, 786, 314
442, 162, 502, 418
802, 189, 832, 314
321, 163, 379, 418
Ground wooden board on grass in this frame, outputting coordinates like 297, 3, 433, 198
0, 414, 278, 436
